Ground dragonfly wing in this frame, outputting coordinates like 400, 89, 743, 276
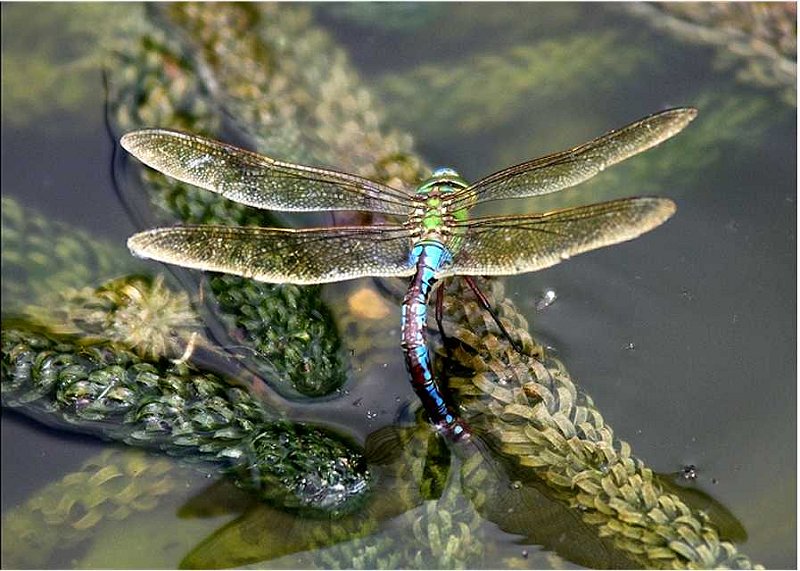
443, 198, 675, 278
448, 108, 696, 209
128, 225, 416, 285
121, 129, 415, 216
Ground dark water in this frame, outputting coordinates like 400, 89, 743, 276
2, 3, 796, 568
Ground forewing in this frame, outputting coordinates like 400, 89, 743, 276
449, 108, 696, 209
128, 225, 415, 285
121, 129, 414, 216
444, 198, 676, 277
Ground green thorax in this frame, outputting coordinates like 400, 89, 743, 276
413, 167, 470, 246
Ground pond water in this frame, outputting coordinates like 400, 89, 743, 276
2, 3, 795, 569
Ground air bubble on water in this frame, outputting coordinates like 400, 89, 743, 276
366, 410, 378, 420
534, 289, 557, 311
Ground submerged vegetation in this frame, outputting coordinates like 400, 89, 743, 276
3, 2, 791, 568
624, 2, 796, 107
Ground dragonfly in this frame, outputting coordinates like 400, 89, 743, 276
122, 107, 697, 441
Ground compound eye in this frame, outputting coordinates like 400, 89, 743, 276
431, 167, 460, 178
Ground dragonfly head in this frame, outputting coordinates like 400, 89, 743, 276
417, 167, 469, 196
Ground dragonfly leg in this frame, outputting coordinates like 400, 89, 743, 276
463, 276, 524, 354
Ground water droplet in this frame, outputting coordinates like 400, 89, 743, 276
680, 465, 698, 480
521, 549, 529, 559
535, 289, 557, 311
624, 342, 636, 351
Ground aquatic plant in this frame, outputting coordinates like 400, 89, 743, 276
439, 278, 759, 569
0, 4, 132, 129
0, 449, 179, 569
1, 197, 142, 311
624, 2, 796, 107
110, 5, 348, 398
2, 291, 369, 517
2, 3, 766, 569
377, 32, 649, 140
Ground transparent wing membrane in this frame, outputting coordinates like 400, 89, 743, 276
448, 108, 697, 209
443, 198, 676, 277
122, 108, 693, 285
121, 129, 415, 215
128, 225, 416, 285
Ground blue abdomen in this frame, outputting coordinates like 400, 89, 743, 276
400, 241, 468, 441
